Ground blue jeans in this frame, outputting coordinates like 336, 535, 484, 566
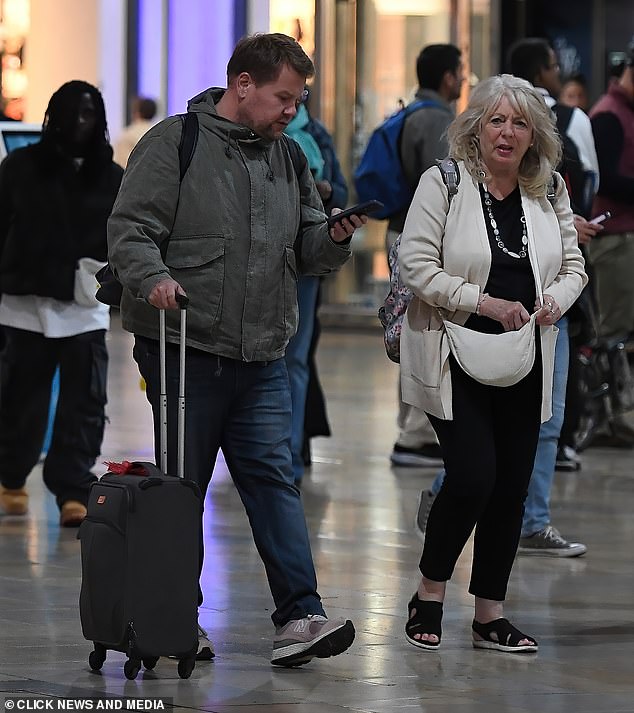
430, 318, 569, 537
285, 275, 319, 483
521, 317, 569, 536
133, 337, 325, 627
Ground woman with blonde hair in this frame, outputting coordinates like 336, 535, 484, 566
399, 74, 586, 653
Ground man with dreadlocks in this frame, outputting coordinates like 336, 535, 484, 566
0, 80, 123, 526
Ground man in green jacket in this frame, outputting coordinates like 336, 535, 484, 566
108, 33, 364, 667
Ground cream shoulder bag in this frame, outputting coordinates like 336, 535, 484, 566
441, 311, 537, 387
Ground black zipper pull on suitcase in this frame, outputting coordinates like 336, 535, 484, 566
79, 298, 202, 680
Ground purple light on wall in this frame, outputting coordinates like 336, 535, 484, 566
138, 0, 164, 102
167, 0, 234, 115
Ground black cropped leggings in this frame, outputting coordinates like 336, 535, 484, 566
422, 353, 542, 601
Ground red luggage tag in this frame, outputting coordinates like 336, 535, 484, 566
103, 460, 150, 476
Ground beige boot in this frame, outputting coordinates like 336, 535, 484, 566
0, 487, 28, 515
60, 500, 87, 527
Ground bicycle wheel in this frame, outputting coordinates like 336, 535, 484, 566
574, 350, 607, 451
608, 343, 634, 414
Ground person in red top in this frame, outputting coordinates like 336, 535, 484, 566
587, 43, 634, 340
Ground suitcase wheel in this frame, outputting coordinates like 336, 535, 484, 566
124, 658, 142, 680
177, 657, 195, 679
88, 644, 107, 671
142, 657, 159, 671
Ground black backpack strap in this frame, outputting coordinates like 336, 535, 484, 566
552, 103, 574, 135
159, 113, 199, 261
177, 112, 199, 181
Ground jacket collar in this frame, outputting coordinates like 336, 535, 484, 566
413, 87, 454, 112
187, 87, 269, 147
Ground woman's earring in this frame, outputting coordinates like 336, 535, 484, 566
477, 169, 486, 178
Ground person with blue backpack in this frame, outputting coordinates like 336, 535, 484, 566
356, 44, 464, 469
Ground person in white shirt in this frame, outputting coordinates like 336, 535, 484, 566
503, 37, 600, 555
113, 96, 158, 168
0, 81, 123, 526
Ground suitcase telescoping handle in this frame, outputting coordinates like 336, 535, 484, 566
158, 294, 189, 478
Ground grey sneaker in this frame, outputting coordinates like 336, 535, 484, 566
271, 614, 355, 667
196, 624, 214, 660
518, 525, 587, 557
168, 624, 214, 661
415, 489, 436, 541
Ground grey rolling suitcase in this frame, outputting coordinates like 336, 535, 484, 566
79, 297, 202, 680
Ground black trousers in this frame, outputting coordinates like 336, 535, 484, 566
422, 353, 542, 601
559, 333, 583, 448
0, 327, 107, 508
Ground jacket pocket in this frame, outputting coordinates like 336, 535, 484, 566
409, 328, 444, 388
165, 235, 225, 333
164, 234, 224, 268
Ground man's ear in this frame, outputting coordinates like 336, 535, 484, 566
438, 69, 455, 96
236, 72, 253, 99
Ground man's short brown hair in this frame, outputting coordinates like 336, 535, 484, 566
227, 33, 314, 85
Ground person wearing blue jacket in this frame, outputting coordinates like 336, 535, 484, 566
284, 97, 348, 484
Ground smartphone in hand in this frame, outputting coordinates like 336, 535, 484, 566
590, 211, 612, 225
326, 200, 384, 229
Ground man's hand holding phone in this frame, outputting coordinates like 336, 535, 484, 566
590, 211, 611, 225
327, 200, 384, 242
574, 213, 607, 245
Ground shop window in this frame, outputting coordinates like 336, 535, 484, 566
270, 0, 315, 57
0, 0, 29, 120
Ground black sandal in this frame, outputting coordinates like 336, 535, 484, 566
405, 594, 443, 650
472, 618, 538, 653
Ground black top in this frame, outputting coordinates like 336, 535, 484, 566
0, 142, 123, 301
465, 184, 535, 334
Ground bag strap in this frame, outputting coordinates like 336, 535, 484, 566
435, 157, 460, 204
160, 113, 200, 260
546, 173, 557, 204
178, 112, 199, 181
281, 134, 305, 180
552, 103, 574, 135
403, 99, 443, 118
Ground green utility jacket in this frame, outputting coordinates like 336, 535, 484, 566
108, 87, 351, 361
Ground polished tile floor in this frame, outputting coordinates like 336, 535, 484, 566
2, 313, 634, 712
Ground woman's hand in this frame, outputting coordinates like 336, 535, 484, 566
478, 296, 531, 331
534, 294, 561, 326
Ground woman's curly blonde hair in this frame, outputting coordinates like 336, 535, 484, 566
447, 74, 562, 198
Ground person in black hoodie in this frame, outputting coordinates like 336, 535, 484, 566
0, 80, 123, 526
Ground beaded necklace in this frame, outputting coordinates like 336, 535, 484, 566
483, 186, 528, 259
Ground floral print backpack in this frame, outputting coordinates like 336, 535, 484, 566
378, 158, 460, 363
